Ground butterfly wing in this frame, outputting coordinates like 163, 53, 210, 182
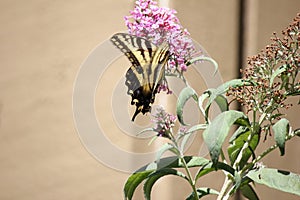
110, 33, 169, 121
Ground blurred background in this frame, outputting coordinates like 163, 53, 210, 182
0, 0, 299, 199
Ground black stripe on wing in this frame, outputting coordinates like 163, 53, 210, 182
110, 33, 155, 72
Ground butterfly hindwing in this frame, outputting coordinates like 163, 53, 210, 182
110, 33, 169, 121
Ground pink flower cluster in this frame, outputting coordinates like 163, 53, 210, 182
151, 106, 177, 139
124, 0, 199, 72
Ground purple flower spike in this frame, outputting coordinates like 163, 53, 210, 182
151, 106, 177, 139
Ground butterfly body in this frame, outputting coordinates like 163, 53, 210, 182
110, 33, 170, 121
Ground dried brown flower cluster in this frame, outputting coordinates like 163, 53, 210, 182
228, 13, 300, 126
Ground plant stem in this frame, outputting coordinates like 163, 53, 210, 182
223, 185, 236, 200
217, 175, 232, 200
172, 136, 198, 200
180, 155, 199, 200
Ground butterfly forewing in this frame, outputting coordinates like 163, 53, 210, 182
110, 33, 170, 121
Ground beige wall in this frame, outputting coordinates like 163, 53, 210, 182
0, 0, 299, 199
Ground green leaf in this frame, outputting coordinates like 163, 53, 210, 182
126, 156, 209, 199
228, 129, 260, 168
124, 170, 154, 200
180, 124, 207, 152
195, 161, 235, 181
272, 118, 289, 156
215, 79, 250, 94
136, 157, 177, 172
198, 90, 217, 122
203, 79, 250, 121
166, 156, 210, 169
137, 128, 154, 136
126, 156, 211, 200
240, 184, 259, 200
280, 71, 290, 90
136, 156, 210, 172
206, 79, 250, 107
195, 163, 215, 180
156, 143, 179, 162
198, 91, 210, 120
203, 110, 247, 165
235, 117, 251, 127
144, 169, 187, 200
188, 56, 219, 74
177, 86, 198, 125
229, 126, 249, 143
270, 65, 287, 86
186, 124, 207, 134
205, 93, 229, 122
186, 187, 219, 200
247, 168, 300, 196
214, 94, 229, 112
125, 156, 212, 199
295, 128, 300, 137
181, 156, 210, 168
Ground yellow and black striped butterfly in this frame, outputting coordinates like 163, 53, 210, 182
110, 33, 170, 121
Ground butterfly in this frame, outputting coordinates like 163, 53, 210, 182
110, 33, 170, 121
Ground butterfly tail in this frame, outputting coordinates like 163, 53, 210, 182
131, 107, 140, 121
